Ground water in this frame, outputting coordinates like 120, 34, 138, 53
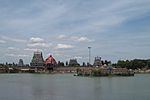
0, 74, 150, 100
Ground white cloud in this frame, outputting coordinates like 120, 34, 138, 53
27, 43, 50, 48
57, 34, 94, 42
28, 37, 51, 48
18, 54, 29, 57
1, 36, 26, 43
71, 36, 93, 42
73, 56, 83, 59
24, 48, 40, 51
29, 37, 44, 43
78, 37, 93, 42
57, 35, 93, 43
7, 47, 19, 50
55, 44, 74, 49
53, 50, 64, 56
0, 40, 6, 43
57, 35, 67, 39
6, 54, 29, 57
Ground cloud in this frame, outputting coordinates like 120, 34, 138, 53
57, 35, 67, 39
53, 50, 64, 55
0, 40, 6, 43
71, 36, 94, 42
57, 35, 93, 43
7, 47, 19, 50
73, 56, 83, 59
1, 36, 26, 43
6, 54, 29, 57
77, 37, 94, 42
27, 43, 50, 48
29, 37, 44, 43
24, 48, 41, 51
55, 44, 74, 49
28, 37, 51, 48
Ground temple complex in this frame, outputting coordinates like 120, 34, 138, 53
30, 51, 44, 67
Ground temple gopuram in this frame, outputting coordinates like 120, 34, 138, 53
93, 56, 102, 67
18, 59, 24, 67
44, 55, 57, 66
30, 51, 44, 67
44, 55, 57, 71
69, 59, 80, 66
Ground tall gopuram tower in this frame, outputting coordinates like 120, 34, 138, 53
18, 59, 24, 67
93, 56, 102, 67
69, 59, 79, 66
30, 51, 44, 67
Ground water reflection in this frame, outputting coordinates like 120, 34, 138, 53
0, 74, 150, 100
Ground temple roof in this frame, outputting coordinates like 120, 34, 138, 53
44, 55, 57, 65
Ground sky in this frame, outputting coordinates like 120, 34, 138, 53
0, 0, 150, 64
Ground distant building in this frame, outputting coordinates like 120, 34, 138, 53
44, 55, 57, 66
18, 59, 24, 66
69, 59, 79, 66
93, 56, 102, 67
30, 51, 44, 67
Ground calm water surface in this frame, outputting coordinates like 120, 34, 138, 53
0, 74, 150, 100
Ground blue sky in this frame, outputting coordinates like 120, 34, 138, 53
0, 0, 150, 64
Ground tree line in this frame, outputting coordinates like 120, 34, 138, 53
112, 59, 150, 69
